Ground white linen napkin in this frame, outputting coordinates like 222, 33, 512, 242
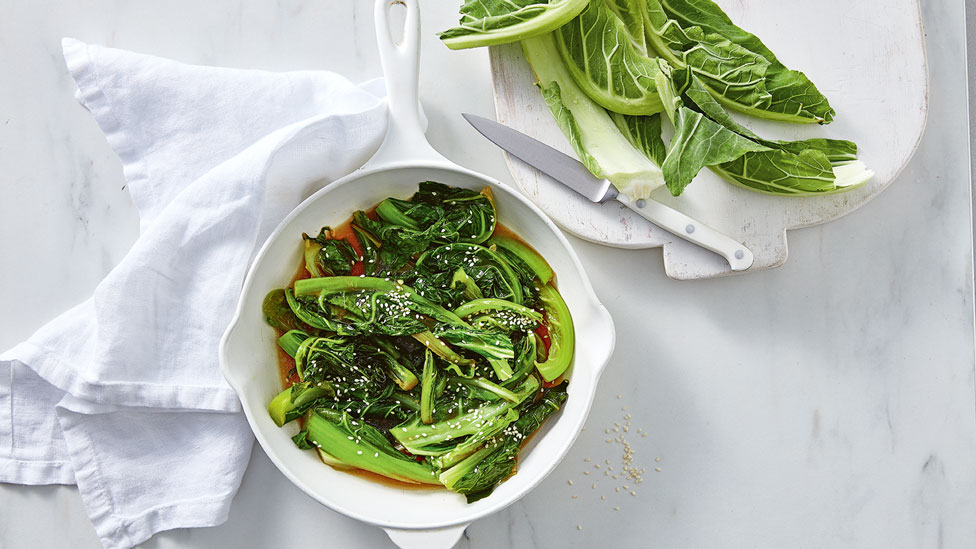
0, 37, 390, 548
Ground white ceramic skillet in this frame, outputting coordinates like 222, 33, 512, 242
219, 1, 615, 547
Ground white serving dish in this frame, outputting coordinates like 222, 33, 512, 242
219, 1, 615, 547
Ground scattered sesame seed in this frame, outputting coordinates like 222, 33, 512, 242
630, 491, 637, 496
614, 506, 620, 511
655, 467, 662, 472
577, 525, 582, 531
568, 480, 573, 486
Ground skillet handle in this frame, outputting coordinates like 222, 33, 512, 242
366, 0, 447, 169
383, 524, 469, 549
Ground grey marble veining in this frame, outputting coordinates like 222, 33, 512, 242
1, 1, 974, 548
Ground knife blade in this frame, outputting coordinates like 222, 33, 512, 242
462, 113, 754, 272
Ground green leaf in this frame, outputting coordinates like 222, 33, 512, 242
268, 382, 335, 427
277, 329, 309, 358
524, 32, 665, 199
434, 327, 516, 381
262, 289, 305, 333
420, 349, 437, 424
711, 148, 871, 195
415, 243, 525, 306
439, 0, 589, 50
443, 385, 568, 501
410, 182, 497, 244
614, 64, 872, 196
610, 112, 667, 167
555, 0, 664, 115
653, 65, 769, 195
642, 0, 835, 124
393, 376, 539, 456
488, 234, 554, 287
538, 81, 604, 178
534, 283, 574, 382
302, 229, 359, 277
604, 0, 650, 51
305, 411, 441, 485
675, 70, 873, 194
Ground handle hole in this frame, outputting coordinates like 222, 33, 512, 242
387, 1, 407, 45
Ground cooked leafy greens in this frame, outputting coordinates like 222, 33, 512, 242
444, 0, 872, 197
264, 182, 573, 502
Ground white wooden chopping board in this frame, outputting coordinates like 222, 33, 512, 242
489, 0, 928, 280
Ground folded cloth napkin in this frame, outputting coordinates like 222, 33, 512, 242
0, 38, 390, 548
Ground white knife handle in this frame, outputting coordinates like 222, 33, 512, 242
615, 193, 754, 272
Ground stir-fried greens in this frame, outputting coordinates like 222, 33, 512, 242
263, 182, 573, 502
441, 0, 874, 197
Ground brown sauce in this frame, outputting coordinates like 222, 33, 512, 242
341, 468, 444, 491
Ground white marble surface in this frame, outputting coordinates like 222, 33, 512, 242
1, 1, 974, 548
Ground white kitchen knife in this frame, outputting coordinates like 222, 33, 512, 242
463, 113, 754, 272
